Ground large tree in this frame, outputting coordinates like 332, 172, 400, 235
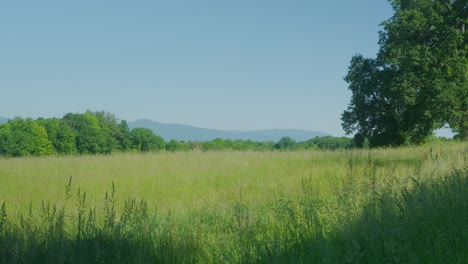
342, 0, 468, 146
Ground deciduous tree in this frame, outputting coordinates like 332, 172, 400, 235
342, 0, 468, 146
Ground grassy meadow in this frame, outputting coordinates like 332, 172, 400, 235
0, 142, 467, 263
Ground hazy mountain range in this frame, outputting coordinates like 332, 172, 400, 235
0, 117, 330, 142
128, 119, 329, 142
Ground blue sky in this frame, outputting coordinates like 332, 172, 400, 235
1, 0, 395, 136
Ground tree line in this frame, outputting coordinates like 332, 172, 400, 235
0, 111, 355, 157
0, 111, 157, 157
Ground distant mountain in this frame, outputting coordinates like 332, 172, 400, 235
0, 117, 8, 125
128, 119, 330, 142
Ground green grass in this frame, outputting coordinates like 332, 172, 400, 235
0, 142, 467, 263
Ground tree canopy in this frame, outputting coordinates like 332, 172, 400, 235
130, 127, 166, 152
0, 112, 143, 157
342, 0, 468, 146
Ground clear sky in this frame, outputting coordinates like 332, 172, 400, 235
1, 0, 395, 136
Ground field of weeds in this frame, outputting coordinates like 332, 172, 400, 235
0, 142, 467, 263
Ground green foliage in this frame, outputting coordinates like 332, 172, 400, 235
353, 133, 371, 149
343, 0, 468, 146
0, 112, 170, 157
299, 136, 353, 150
0, 111, 357, 157
0, 118, 55, 157
117, 120, 133, 151
36, 118, 77, 155
202, 138, 228, 151
92, 111, 121, 154
0, 123, 12, 156
166, 140, 191, 152
275, 136, 297, 150
199, 137, 350, 152
130, 127, 166, 152
63, 112, 107, 154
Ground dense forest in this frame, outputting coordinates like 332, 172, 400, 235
0, 111, 354, 157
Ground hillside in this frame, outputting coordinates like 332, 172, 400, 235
128, 119, 329, 142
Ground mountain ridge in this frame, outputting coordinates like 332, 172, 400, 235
128, 119, 330, 142
0, 117, 330, 142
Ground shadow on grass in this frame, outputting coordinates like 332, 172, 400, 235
257, 168, 468, 264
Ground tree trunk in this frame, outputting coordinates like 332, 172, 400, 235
461, 120, 468, 142
462, 110, 468, 141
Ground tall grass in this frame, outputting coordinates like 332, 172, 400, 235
0, 142, 466, 263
